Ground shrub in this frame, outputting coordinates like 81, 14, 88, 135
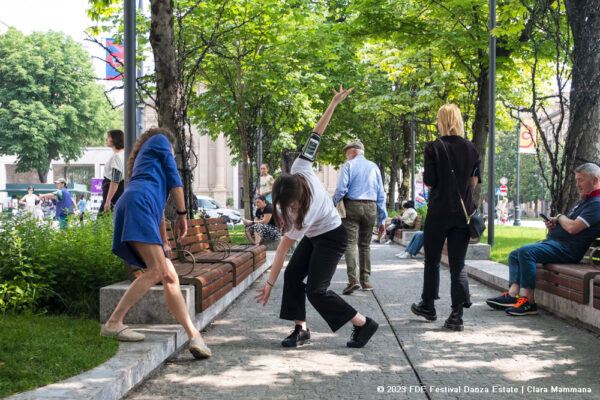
416, 205, 427, 229
0, 213, 125, 316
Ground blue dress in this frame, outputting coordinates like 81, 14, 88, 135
112, 134, 183, 267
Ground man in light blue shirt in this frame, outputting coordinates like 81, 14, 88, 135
334, 141, 387, 294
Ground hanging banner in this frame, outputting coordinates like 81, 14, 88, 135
106, 38, 124, 81
519, 123, 536, 153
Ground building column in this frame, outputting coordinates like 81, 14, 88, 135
195, 135, 210, 195
212, 133, 227, 206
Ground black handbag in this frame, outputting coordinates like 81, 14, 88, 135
438, 139, 486, 239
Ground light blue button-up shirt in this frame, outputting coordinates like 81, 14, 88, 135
333, 155, 387, 225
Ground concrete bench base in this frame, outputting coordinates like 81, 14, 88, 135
100, 283, 195, 325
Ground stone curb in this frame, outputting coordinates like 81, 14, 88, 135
7, 255, 274, 400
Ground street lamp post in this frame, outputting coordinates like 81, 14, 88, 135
514, 112, 521, 226
123, 0, 137, 182
410, 92, 416, 204
487, 0, 496, 246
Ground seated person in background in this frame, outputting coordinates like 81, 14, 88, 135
396, 231, 424, 259
486, 163, 600, 316
243, 195, 281, 244
384, 201, 417, 244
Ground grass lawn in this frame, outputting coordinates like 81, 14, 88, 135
482, 225, 547, 265
0, 313, 119, 398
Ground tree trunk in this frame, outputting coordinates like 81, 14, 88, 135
387, 120, 401, 208
37, 168, 48, 183
239, 126, 253, 219
399, 119, 411, 203
561, 0, 600, 212
470, 65, 490, 208
150, 0, 195, 217
281, 149, 299, 174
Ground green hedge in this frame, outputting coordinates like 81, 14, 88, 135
0, 214, 125, 317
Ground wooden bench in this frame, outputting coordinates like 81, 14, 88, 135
166, 218, 267, 312
393, 215, 423, 241
535, 239, 600, 304
201, 217, 267, 278
593, 275, 600, 310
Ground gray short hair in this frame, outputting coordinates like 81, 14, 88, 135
575, 163, 600, 180
356, 149, 364, 156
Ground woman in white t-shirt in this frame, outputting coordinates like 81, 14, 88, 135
19, 186, 39, 215
255, 86, 379, 349
258, 164, 275, 203
99, 130, 125, 215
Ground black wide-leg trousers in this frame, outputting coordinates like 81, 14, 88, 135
280, 224, 358, 332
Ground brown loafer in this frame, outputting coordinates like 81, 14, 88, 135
361, 283, 374, 291
342, 282, 361, 295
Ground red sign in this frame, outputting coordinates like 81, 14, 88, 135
500, 185, 508, 194
106, 38, 124, 81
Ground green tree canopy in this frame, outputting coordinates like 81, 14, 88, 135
0, 28, 118, 182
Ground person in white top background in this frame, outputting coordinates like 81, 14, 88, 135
258, 164, 275, 203
99, 129, 125, 215
255, 85, 379, 349
19, 185, 40, 217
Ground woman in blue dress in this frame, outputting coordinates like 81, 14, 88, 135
101, 128, 211, 359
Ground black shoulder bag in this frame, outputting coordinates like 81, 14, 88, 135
438, 139, 486, 239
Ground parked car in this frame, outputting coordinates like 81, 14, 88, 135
195, 195, 242, 224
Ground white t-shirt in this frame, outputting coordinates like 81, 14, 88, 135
285, 158, 341, 240
23, 194, 38, 214
103, 151, 125, 181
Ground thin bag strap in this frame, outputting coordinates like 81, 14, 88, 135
437, 139, 471, 223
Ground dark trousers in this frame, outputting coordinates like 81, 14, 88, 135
280, 224, 358, 332
98, 178, 124, 216
421, 213, 471, 307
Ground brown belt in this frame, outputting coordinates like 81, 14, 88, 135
345, 199, 376, 204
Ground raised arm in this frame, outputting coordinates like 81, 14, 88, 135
312, 85, 354, 136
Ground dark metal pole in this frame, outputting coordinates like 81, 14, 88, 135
136, 0, 144, 138
514, 112, 521, 225
410, 109, 416, 204
487, 0, 496, 245
123, 0, 137, 182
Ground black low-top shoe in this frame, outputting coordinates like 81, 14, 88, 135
282, 325, 311, 347
347, 317, 379, 348
410, 301, 437, 321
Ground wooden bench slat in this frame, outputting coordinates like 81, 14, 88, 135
536, 270, 586, 292
201, 283, 233, 311
536, 281, 585, 304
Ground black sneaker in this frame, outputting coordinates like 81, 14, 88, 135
486, 292, 519, 310
281, 325, 311, 347
410, 301, 437, 321
505, 297, 538, 316
347, 317, 379, 348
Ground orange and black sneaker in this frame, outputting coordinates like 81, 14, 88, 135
486, 291, 519, 310
505, 297, 538, 316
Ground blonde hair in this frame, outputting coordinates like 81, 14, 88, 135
437, 104, 464, 137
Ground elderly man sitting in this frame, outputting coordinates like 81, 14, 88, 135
486, 163, 600, 316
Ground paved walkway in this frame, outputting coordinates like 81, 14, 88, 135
125, 243, 600, 400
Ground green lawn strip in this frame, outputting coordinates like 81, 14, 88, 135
0, 314, 119, 398
482, 225, 547, 265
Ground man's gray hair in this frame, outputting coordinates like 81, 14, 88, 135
575, 163, 600, 180
356, 149, 364, 156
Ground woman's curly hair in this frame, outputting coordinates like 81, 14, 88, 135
126, 127, 177, 181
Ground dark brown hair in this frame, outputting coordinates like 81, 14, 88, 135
126, 127, 177, 181
271, 173, 312, 231
108, 129, 125, 150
